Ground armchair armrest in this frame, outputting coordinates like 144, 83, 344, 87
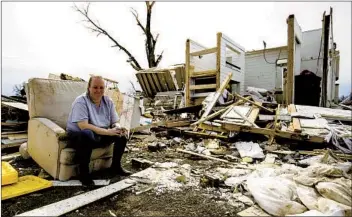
27, 118, 67, 179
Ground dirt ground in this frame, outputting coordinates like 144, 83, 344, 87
1, 136, 244, 217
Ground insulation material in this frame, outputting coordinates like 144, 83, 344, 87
296, 184, 321, 210
235, 142, 265, 159
246, 177, 307, 216
287, 210, 326, 216
317, 197, 352, 216
316, 181, 352, 206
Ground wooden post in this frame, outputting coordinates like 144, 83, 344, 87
185, 39, 191, 107
286, 15, 295, 105
216, 32, 222, 89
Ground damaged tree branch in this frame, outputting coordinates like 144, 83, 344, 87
73, 2, 163, 71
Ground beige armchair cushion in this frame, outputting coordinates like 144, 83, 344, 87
27, 78, 87, 128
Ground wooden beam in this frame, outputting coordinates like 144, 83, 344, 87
222, 123, 324, 143
190, 69, 217, 78
146, 73, 157, 95
197, 72, 232, 123
192, 96, 250, 126
232, 106, 259, 128
184, 130, 228, 139
198, 122, 228, 133
190, 47, 217, 56
289, 104, 302, 132
233, 93, 274, 113
268, 104, 280, 145
286, 15, 295, 105
16, 178, 137, 216
1, 152, 21, 161
130, 121, 166, 133
140, 74, 153, 96
185, 39, 191, 107
216, 32, 222, 89
151, 74, 163, 92
189, 84, 217, 90
165, 120, 192, 128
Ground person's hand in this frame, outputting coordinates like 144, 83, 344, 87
105, 128, 120, 136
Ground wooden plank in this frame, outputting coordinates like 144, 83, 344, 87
233, 93, 274, 113
189, 84, 217, 90
165, 120, 192, 128
247, 106, 260, 124
1, 122, 27, 126
268, 104, 280, 145
184, 131, 228, 139
8, 134, 28, 140
190, 69, 217, 78
216, 32, 222, 89
163, 71, 176, 90
286, 15, 295, 105
136, 74, 147, 94
190, 47, 217, 56
290, 104, 302, 132
2, 102, 28, 111
1, 152, 21, 161
146, 73, 157, 95
1, 131, 27, 135
185, 39, 191, 107
198, 122, 228, 133
140, 74, 153, 96
16, 178, 137, 216
151, 74, 163, 92
192, 96, 250, 126
1, 143, 23, 149
2, 138, 27, 145
52, 180, 110, 187
197, 73, 232, 124
232, 106, 259, 128
222, 123, 324, 143
157, 73, 169, 92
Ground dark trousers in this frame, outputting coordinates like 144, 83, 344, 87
67, 129, 127, 176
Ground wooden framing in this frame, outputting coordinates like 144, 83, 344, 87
222, 123, 324, 143
189, 84, 217, 90
185, 39, 191, 106
288, 104, 302, 132
191, 96, 250, 126
285, 14, 302, 105
197, 73, 232, 123
233, 93, 274, 113
190, 47, 217, 56
190, 69, 217, 78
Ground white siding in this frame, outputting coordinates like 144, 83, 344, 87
220, 34, 245, 94
300, 29, 324, 77
244, 49, 288, 91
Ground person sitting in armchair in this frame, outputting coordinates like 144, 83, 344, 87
66, 75, 131, 185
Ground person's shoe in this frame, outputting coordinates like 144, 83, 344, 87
79, 175, 94, 186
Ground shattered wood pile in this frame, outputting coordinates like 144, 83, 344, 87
1, 95, 29, 151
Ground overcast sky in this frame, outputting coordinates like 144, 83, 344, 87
2, 2, 351, 97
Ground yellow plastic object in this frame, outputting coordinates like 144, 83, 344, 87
1, 161, 19, 186
2, 175, 52, 200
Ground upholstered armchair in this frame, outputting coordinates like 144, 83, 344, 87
26, 78, 114, 181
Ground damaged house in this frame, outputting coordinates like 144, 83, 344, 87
245, 9, 340, 107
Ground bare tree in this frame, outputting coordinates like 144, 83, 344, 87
73, 2, 163, 71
